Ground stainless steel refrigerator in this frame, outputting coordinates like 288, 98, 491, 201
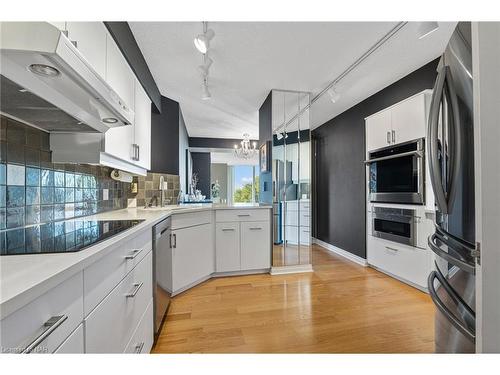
427, 22, 477, 353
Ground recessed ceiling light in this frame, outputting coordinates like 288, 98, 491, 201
28, 64, 60, 77
194, 29, 215, 54
327, 87, 341, 103
417, 22, 439, 39
102, 117, 118, 124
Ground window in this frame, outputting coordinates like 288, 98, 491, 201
232, 165, 259, 203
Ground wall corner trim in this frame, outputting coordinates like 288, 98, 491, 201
313, 238, 368, 267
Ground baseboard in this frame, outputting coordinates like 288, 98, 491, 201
270, 264, 313, 275
213, 269, 270, 277
171, 274, 212, 297
313, 237, 368, 267
369, 265, 429, 294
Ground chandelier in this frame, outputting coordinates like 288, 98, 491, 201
234, 133, 258, 159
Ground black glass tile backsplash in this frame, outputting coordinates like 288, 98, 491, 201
0, 116, 130, 230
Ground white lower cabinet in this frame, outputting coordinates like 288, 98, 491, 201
85, 251, 153, 353
240, 221, 271, 270
367, 236, 431, 289
215, 222, 241, 272
0, 271, 83, 354
215, 209, 271, 273
54, 324, 84, 354
124, 298, 154, 354
172, 223, 214, 293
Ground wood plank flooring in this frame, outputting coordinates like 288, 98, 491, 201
152, 244, 435, 353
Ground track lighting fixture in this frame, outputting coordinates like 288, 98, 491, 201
417, 22, 439, 39
201, 79, 211, 100
194, 24, 215, 54
327, 86, 341, 103
198, 55, 213, 77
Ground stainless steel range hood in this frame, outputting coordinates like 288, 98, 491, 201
0, 22, 134, 133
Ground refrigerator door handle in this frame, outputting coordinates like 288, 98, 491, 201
444, 67, 463, 214
428, 65, 449, 214
428, 232, 475, 274
428, 270, 475, 342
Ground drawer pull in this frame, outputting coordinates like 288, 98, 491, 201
385, 246, 399, 254
125, 249, 141, 260
237, 214, 251, 217
126, 282, 143, 298
249, 227, 262, 231
222, 228, 235, 231
303, 215, 310, 218
134, 342, 145, 354
21, 315, 68, 354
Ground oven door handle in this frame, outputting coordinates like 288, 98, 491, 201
364, 150, 423, 164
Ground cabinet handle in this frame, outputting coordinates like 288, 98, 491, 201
303, 214, 310, 218
249, 227, 262, 230
387, 131, 391, 144
391, 130, 395, 143
137, 145, 140, 161
124, 249, 141, 260
134, 342, 145, 354
385, 246, 399, 254
21, 315, 68, 354
126, 282, 143, 298
222, 228, 235, 231
172, 233, 176, 248
237, 214, 251, 217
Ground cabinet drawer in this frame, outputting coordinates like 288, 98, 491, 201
215, 222, 241, 272
85, 251, 153, 353
54, 323, 84, 354
284, 210, 311, 227
0, 271, 83, 354
367, 236, 430, 288
171, 210, 212, 230
283, 201, 310, 211
84, 228, 151, 316
240, 221, 271, 270
124, 298, 153, 354
216, 209, 270, 223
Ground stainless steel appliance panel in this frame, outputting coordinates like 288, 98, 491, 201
371, 207, 416, 246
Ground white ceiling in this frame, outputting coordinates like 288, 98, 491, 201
130, 22, 456, 138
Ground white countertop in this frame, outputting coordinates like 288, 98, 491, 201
0, 204, 271, 320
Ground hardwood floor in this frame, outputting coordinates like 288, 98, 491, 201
152, 244, 435, 353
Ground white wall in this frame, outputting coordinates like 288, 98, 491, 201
472, 22, 500, 353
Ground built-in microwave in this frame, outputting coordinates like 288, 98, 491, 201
365, 138, 425, 205
371, 207, 416, 246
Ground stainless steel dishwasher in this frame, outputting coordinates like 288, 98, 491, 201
152, 217, 172, 339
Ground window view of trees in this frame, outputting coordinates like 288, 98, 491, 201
233, 165, 259, 203
234, 175, 259, 203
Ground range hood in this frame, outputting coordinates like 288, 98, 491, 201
0, 22, 134, 133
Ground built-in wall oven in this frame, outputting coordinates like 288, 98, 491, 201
366, 138, 425, 205
371, 207, 416, 246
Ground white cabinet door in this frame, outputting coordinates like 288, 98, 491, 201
66, 22, 107, 78
172, 223, 214, 293
391, 93, 427, 144
134, 79, 151, 170
54, 324, 84, 354
124, 298, 154, 354
215, 222, 240, 272
240, 221, 271, 270
104, 120, 135, 163
365, 109, 392, 152
105, 33, 135, 113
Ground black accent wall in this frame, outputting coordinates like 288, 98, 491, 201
189, 137, 258, 149
151, 96, 180, 174
104, 22, 162, 113
191, 152, 211, 198
312, 59, 439, 259
259, 92, 273, 205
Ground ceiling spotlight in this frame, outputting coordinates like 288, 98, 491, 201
194, 28, 215, 54
102, 117, 118, 124
28, 64, 60, 77
417, 22, 439, 39
198, 55, 213, 77
201, 82, 211, 100
327, 87, 341, 103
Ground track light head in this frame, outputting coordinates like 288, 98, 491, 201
198, 55, 213, 77
417, 22, 439, 39
201, 83, 211, 100
327, 87, 340, 103
194, 28, 215, 54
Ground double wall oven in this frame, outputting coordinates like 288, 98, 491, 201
366, 138, 425, 205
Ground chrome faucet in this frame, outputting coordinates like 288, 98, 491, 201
159, 175, 164, 207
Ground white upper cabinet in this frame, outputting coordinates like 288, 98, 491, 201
365, 109, 392, 152
133, 80, 152, 170
365, 90, 431, 152
65, 22, 107, 78
391, 92, 428, 144
105, 33, 135, 114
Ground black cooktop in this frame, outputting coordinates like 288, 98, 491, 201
0, 219, 145, 256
